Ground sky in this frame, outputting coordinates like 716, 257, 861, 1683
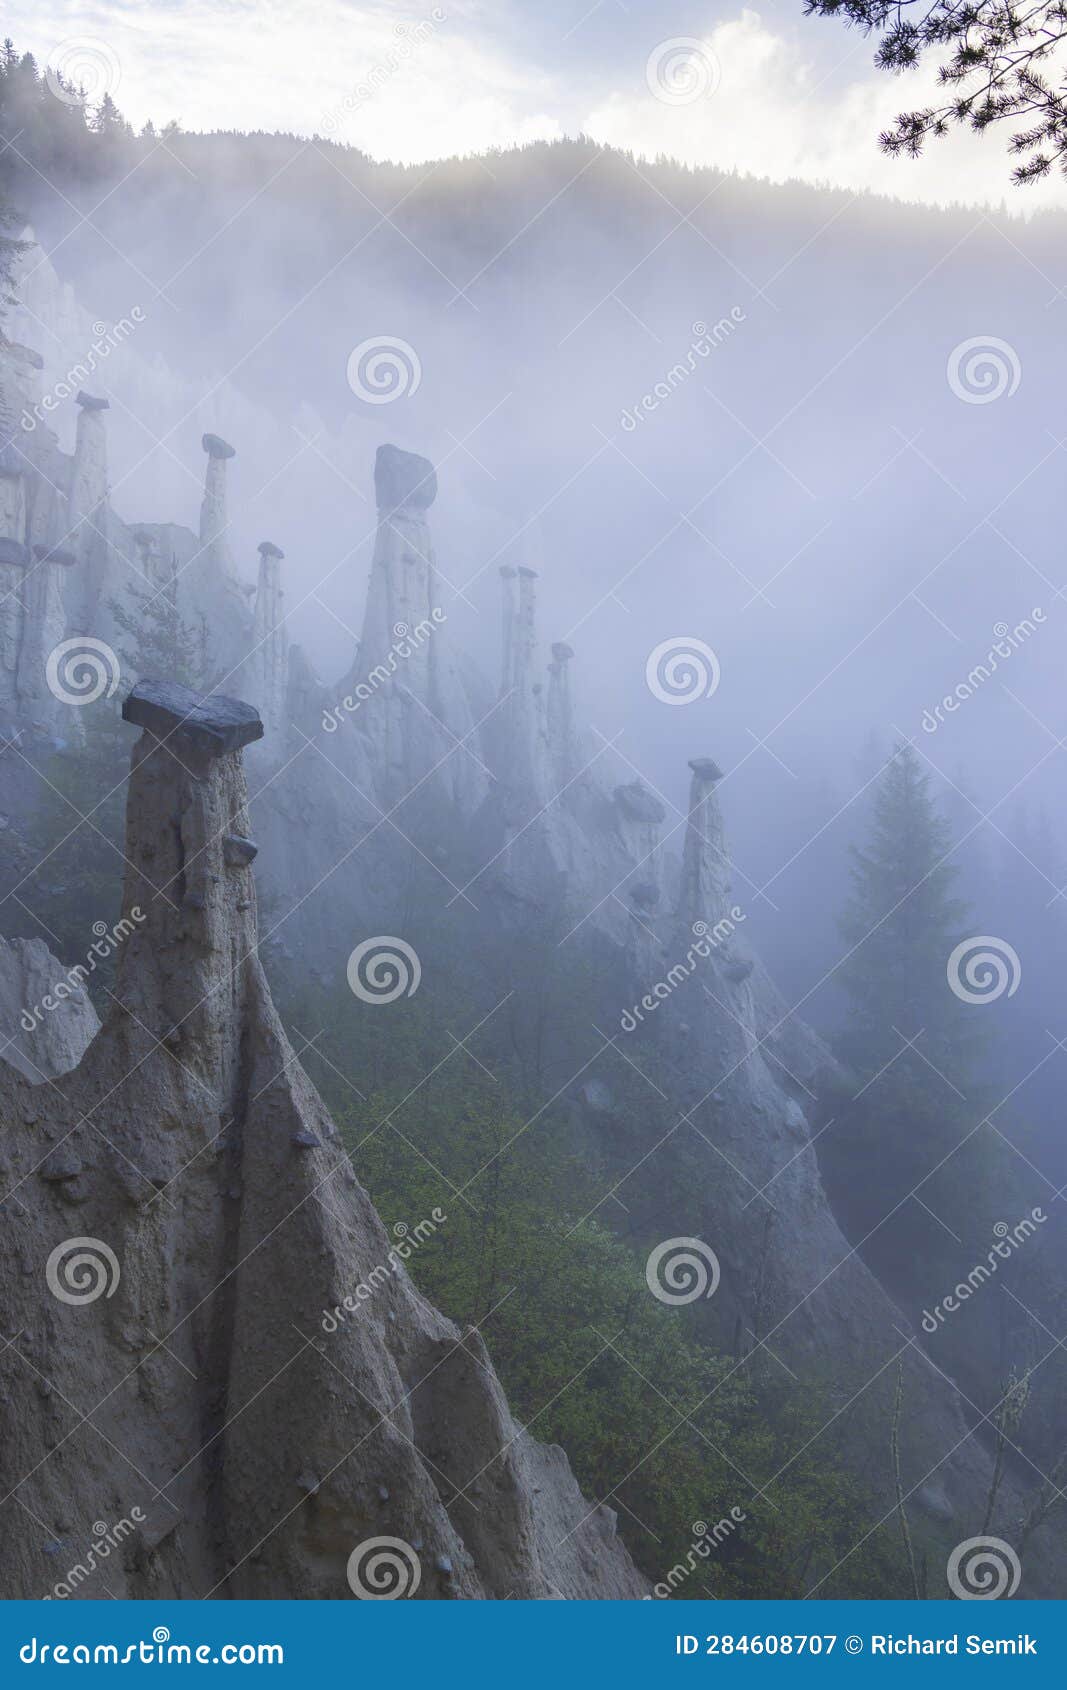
10, 0, 1067, 211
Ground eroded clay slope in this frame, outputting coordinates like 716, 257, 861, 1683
0, 681, 646, 1600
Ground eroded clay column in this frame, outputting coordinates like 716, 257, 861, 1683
67, 390, 111, 627
199, 431, 236, 570
677, 756, 730, 932
251, 539, 287, 731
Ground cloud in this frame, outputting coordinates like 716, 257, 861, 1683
12, 1, 1066, 205
584, 10, 1066, 210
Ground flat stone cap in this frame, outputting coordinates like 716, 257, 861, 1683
32, 543, 76, 567
123, 679, 263, 756
258, 540, 285, 559
76, 391, 109, 411
551, 641, 574, 662
517, 565, 538, 579
202, 432, 236, 460
375, 444, 436, 513
689, 757, 724, 783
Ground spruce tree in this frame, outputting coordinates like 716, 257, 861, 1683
839, 743, 976, 1093
823, 744, 997, 1268
108, 572, 211, 690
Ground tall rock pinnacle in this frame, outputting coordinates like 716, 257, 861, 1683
199, 432, 236, 572
497, 563, 541, 789
677, 756, 730, 933
67, 390, 111, 630
189, 433, 254, 686
248, 540, 288, 732
546, 640, 576, 786
351, 445, 483, 809
0, 678, 645, 1599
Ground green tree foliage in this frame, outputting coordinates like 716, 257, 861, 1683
108, 575, 212, 690
804, 0, 1067, 185
821, 745, 1007, 1290
839, 744, 976, 1099
289, 978, 907, 1599
0, 38, 145, 274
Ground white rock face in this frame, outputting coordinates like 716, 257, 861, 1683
67, 393, 111, 629
0, 935, 101, 1082
0, 692, 648, 1599
0, 343, 74, 732
247, 541, 288, 730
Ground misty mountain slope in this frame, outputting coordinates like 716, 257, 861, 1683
4, 100, 1067, 1596
2, 286, 1063, 1591
12, 131, 1067, 991
240, 440, 1065, 1593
